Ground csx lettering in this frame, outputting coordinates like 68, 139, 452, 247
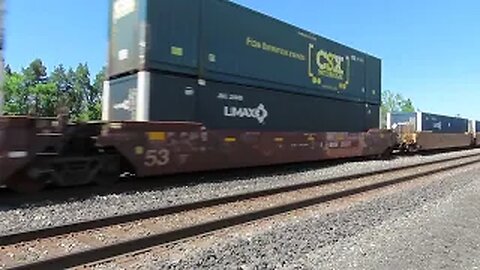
144, 149, 170, 167
316, 50, 345, 80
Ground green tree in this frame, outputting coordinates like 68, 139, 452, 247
30, 82, 58, 116
4, 64, 12, 76
398, 98, 415, 113
22, 59, 48, 87
87, 66, 106, 121
3, 71, 28, 115
380, 90, 416, 128
22, 59, 59, 116
50, 64, 74, 116
70, 63, 91, 120
3, 59, 106, 120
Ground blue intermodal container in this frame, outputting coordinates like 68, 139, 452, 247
108, 0, 381, 105
388, 112, 469, 133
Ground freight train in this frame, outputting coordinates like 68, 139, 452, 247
0, 0, 478, 193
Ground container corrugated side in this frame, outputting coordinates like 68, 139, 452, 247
365, 56, 381, 104
193, 75, 376, 132
388, 112, 417, 129
108, 0, 381, 105
388, 112, 469, 133
107, 71, 377, 132
365, 104, 380, 129
107, 73, 139, 121
145, 0, 201, 75
201, 0, 378, 104
421, 112, 468, 133
108, 0, 201, 78
108, 0, 144, 77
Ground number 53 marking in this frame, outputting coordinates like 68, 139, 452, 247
144, 149, 170, 167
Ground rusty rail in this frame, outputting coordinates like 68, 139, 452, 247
4, 153, 480, 270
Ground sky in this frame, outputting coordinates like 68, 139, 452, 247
4, 0, 480, 119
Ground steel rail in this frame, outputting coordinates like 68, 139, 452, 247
6, 154, 480, 270
2, 152, 480, 247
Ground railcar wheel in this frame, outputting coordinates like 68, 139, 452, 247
94, 171, 119, 186
94, 155, 120, 186
407, 144, 419, 153
379, 147, 394, 159
5, 169, 47, 193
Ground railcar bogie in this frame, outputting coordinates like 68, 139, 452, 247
0, 116, 123, 192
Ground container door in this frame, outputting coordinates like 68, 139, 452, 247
109, 0, 144, 78
365, 103, 380, 130
365, 56, 381, 105
108, 74, 139, 121
149, 73, 197, 122
145, 0, 200, 75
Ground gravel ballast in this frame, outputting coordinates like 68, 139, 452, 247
107, 161, 480, 269
311, 168, 480, 269
1, 148, 480, 236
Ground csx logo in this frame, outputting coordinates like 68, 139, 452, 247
316, 50, 345, 80
307, 44, 350, 90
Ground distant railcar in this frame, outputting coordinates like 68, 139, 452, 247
474, 120, 480, 146
387, 112, 474, 151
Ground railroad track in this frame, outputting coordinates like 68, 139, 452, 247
2, 152, 480, 270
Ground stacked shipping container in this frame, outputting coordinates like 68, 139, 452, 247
387, 112, 469, 133
387, 111, 474, 151
104, 0, 382, 132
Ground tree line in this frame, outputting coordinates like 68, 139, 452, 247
380, 89, 416, 128
2, 59, 105, 121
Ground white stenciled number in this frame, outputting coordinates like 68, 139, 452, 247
144, 149, 170, 167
